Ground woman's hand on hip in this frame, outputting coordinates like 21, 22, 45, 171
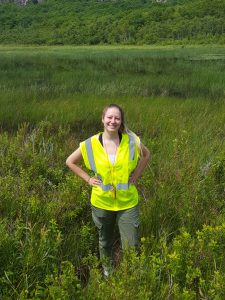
88, 177, 102, 186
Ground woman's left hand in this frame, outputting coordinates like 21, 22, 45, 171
129, 175, 136, 184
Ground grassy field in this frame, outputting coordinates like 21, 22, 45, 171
1, 45, 225, 128
0, 45, 225, 299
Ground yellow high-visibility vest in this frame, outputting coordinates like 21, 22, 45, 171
80, 132, 140, 211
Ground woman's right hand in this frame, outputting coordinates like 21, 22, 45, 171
88, 177, 102, 186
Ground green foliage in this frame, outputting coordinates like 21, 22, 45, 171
83, 228, 225, 299
0, 120, 95, 297
1, 45, 225, 131
0, 113, 224, 297
0, 47, 225, 297
0, 219, 63, 298
33, 261, 81, 300
167, 225, 225, 298
0, 0, 225, 45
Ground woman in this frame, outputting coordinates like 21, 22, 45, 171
66, 104, 150, 277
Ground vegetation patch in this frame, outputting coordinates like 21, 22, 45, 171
0, 0, 225, 45
0, 46, 225, 298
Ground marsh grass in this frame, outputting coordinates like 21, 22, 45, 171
0, 45, 225, 131
0, 45, 225, 298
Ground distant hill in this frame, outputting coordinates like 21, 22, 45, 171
0, 0, 225, 45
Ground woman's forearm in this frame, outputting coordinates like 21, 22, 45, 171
66, 161, 90, 183
66, 148, 91, 183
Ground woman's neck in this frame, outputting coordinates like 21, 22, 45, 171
103, 130, 119, 141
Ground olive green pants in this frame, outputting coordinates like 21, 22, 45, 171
91, 204, 140, 272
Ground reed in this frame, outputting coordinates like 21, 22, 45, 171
0, 45, 225, 298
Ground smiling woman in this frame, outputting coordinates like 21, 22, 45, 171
66, 103, 150, 277
102, 106, 122, 134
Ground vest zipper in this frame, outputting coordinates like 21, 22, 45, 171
102, 134, 118, 200
112, 166, 116, 199
113, 185, 116, 199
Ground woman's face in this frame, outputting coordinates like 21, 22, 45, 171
102, 107, 122, 133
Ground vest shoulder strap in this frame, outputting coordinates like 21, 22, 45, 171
84, 137, 97, 173
84, 133, 137, 172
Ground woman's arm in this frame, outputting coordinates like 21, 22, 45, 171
129, 143, 151, 184
66, 148, 101, 186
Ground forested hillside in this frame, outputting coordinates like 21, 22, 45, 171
0, 0, 225, 45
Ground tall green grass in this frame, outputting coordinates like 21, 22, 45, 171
0, 46, 225, 298
0, 45, 225, 129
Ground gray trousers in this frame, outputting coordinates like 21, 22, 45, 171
91, 205, 140, 269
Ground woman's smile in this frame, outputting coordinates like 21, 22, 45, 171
102, 107, 122, 133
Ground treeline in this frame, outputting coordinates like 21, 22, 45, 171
0, 0, 225, 45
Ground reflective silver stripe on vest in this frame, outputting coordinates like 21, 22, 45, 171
128, 134, 135, 160
85, 137, 97, 173
116, 183, 130, 190
100, 183, 130, 191
100, 183, 113, 191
